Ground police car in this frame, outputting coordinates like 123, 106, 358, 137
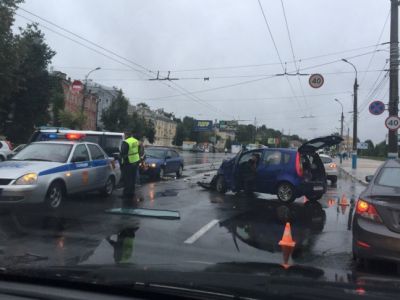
0, 133, 121, 209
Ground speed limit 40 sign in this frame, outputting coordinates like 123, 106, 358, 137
385, 116, 400, 131
309, 74, 324, 89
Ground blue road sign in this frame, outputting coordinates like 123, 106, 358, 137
369, 100, 385, 115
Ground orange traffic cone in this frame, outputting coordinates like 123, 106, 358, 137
281, 245, 294, 269
341, 204, 348, 215
278, 222, 296, 247
340, 194, 349, 206
328, 198, 336, 207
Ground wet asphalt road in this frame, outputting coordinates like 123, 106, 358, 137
0, 154, 399, 283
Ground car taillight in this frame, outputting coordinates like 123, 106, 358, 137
329, 163, 336, 168
356, 199, 383, 223
295, 152, 303, 177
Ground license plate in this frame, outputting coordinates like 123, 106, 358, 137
313, 186, 323, 191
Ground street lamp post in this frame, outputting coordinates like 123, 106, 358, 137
81, 67, 101, 114
334, 98, 344, 164
342, 59, 358, 170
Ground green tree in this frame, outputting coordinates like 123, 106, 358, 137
101, 90, 130, 132
7, 24, 55, 143
0, 0, 23, 135
173, 120, 185, 146
59, 110, 86, 129
49, 75, 65, 126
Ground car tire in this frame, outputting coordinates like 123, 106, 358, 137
45, 181, 64, 210
100, 176, 115, 197
176, 165, 183, 178
215, 175, 227, 194
277, 182, 296, 203
0, 155, 5, 162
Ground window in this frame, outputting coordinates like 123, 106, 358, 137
168, 150, 178, 158
103, 135, 123, 156
283, 153, 291, 164
145, 148, 166, 159
72, 144, 90, 162
377, 167, 400, 188
320, 156, 333, 164
84, 135, 101, 145
88, 144, 106, 160
239, 151, 262, 165
263, 151, 282, 165
13, 143, 72, 163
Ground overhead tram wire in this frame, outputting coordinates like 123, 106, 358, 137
136, 49, 384, 101
157, 43, 386, 73
280, 0, 310, 110
257, 0, 304, 112
16, 9, 229, 118
359, 10, 390, 86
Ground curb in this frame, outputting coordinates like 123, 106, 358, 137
339, 166, 368, 186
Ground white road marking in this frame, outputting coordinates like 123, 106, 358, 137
184, 219, 219, 244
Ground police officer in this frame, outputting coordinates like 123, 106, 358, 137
120, 131, 141, 198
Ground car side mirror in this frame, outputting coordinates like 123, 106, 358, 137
365, 175, 373, 183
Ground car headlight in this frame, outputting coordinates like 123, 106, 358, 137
150, 163, 157, 168
14, 173, 38, 185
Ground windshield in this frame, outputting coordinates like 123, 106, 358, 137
145, 148, 166, 159
13, 143, 72, 163
377, 167, 400, 188
1, 0, 400, 298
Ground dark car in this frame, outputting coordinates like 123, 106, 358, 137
212, 136, 342, 203
140, 147, 184, 179
352, 159, 400, 265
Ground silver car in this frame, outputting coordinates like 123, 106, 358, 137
0, 141, 121, 209
319, 154, 338, 184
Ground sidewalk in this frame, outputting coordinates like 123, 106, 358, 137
337, 158, 384, 186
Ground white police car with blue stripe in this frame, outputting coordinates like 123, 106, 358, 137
0, 136, 120, 209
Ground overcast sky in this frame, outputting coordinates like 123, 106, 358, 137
14, 0, 392, 142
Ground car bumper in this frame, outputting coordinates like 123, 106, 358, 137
353, 216, 400, 263
297, 181, 327, 196
0, 184, 42, 204
325, 168, 338, 177
139, 166, 160, 176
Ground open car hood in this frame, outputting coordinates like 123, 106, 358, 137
298, 135, 343, 154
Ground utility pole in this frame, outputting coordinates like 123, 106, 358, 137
334, 98, 344, 163
388, 0, 399, 159
342, 59, 358, 169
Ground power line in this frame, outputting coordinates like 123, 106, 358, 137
280, 0, 309, 110
16, 10, 229, 118
257, 0, 304, 112
359, 9, 390, 86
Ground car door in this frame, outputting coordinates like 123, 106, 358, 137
87, 143, 108, 189
256, 150, 284, 193
165, 150, 176, 174
69, 144, 93, 193
169, 150, 181, 173
233, 150, 263, 191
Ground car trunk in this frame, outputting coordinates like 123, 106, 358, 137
301, 152, 326, 183
369, 186, 400, 234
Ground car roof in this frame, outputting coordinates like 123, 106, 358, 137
32, 141, 98, 146
383, 159, 400, 167
145, 147, 172, 151
38, 129, 123, 136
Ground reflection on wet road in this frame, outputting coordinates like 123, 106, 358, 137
0, 162, 399, 285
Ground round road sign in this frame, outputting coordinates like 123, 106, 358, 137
309, 74, 324, 89
385, 116, 400, 131
369, 100, 385, 115
71, 80, 83, 93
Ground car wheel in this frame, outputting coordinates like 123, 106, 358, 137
176, 165, 183, 178
215, 175, 227, 194
101, 176, 115, 197
277, 182, 295, 203
45, 182, 64, 210
0, 156, 5, 162
159, 167, 165, 179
